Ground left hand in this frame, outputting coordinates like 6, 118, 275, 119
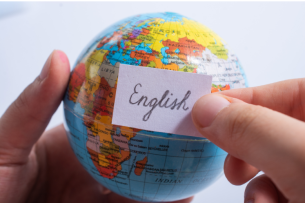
0, 50, 193, 203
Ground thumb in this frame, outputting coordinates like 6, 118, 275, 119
192, 94, 305, 195
0, 50, 70, 165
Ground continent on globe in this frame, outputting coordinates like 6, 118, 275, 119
64, 12, 248, 202
162, 37, 205, 64
134, 156, 148, 176
68, 62, 86, 102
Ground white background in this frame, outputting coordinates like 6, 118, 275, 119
0, 2, 305, 202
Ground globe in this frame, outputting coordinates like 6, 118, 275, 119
63, 12, 248, 202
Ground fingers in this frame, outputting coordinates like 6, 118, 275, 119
244, 174, 288, 203
105, 192, 193, 203
192, 94, 305, 199
224, 154, 259, 185
218, 78, 305, 120
0, 50, 70, 165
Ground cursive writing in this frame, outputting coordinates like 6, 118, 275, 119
129, 83, 191, 121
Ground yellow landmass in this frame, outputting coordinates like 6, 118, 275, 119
98, 154, 110, 167
154, 58, 179, 71
178, 64, 198, 73
125, 40, 131, 47
76, 76, 100, 114
120, 126, 135, 140
137, 34, 155, 46
90, 114, 113, 148
147, 17, 228, 60
85, 49, 108, 79
83, 75, 101, 96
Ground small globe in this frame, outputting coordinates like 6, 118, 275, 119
63, 12, 248, 202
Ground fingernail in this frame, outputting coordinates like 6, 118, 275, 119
192, 94, 230, 128
40, 51, 54, 80
57, 50, 68, 63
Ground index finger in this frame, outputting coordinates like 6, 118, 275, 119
218, 78, 305, 120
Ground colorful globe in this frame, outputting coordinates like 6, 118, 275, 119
63, 12, 248, 202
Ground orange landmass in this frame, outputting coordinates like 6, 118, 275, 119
92, 77, 112, 118
87, 147, 118, 179
162, 37, 205, 64
97, 37, 109, 49
106, 153, 120, 171
68, 63, 86, 102
118, 150, 130, 162
211, 84, 231, 93
141, 28, 150, 35
220, 84, 230, 91
134, 156, 148, 176
211, 87, 219, 93
76, 86, 94, 109
130, 50, 158, 66
105, 84, 117, 117
154, 58, 179, 71
131, 38, 142, 46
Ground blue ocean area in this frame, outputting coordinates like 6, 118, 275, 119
235, 61, 249, 87
120, 40, 126, 48
66, 12, 231, 202
99, 43, 141, 66
136, 19, 154, 29
161, 47, 170, 65
136, 42, 152, 53
74, 12, 187, 67
138, 130, 206, 141
165, 12, 185, 22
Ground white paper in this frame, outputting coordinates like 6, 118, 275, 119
112, 64, 212, 138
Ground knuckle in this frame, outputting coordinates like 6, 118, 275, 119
13, 89, 30, 115
245, 174, 273, 195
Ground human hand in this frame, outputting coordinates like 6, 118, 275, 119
192, 79, 305, 203
0, 51, 193, 203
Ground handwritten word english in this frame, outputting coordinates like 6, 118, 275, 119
129, 83, 191, 121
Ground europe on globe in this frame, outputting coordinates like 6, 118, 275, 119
63, 12, 248, 202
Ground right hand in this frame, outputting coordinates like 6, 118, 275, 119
192, 79, 305, 203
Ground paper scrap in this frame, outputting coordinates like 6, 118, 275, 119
112, 64, 212, 137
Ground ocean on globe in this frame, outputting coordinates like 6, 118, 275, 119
63, 12, 248, 202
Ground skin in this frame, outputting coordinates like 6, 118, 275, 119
192, 79, 305, 203
1, 50, 305, 203
0, 50, 192, 203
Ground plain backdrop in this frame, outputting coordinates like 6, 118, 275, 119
1, 2, 305, 202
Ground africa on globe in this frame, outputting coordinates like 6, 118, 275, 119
63, 12, 248, 202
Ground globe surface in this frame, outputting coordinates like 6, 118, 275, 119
63, 12, 248, 202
